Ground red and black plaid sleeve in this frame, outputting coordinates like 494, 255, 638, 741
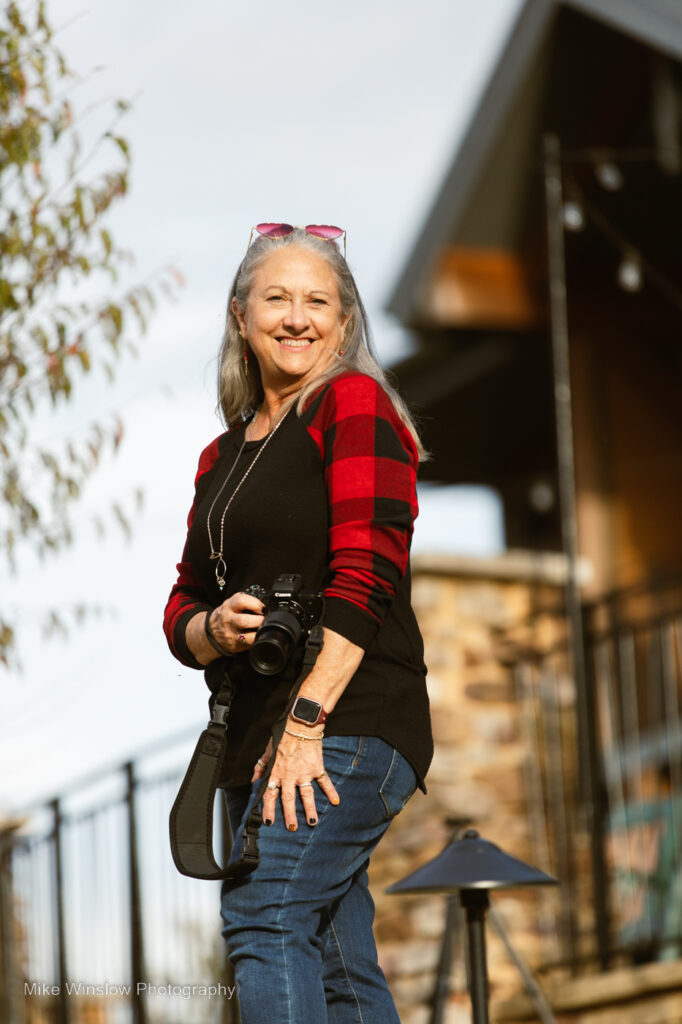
305, 373, 419, 649
162, 436, 222, 668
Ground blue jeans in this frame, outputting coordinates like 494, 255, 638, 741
220, 735, 417, 1024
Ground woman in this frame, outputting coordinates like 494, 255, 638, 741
163, 223, 433, 1024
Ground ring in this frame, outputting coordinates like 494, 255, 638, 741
298, 782, 314, 789
266, 782, 280, 791
315, 771, 327, 779
238, 633, 246, 642
256, 758, 266, 769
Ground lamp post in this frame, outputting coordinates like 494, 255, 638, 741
386, 829, 558, 1024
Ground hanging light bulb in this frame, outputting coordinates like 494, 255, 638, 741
595, 161, 624, 191
617, 251, 643, 292
562, 200, 585, 232
529, 480, 555, 514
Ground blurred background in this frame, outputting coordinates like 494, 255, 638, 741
2, 1, 682, 1022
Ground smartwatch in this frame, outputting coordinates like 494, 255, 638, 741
289, 696, 329, 727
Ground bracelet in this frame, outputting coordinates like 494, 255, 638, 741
204, 610, 231, 657
284, 728, 324, 741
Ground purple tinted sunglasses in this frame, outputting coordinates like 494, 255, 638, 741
247, 222, 346, 259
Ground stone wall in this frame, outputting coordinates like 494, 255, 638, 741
369, 551, 580, 1024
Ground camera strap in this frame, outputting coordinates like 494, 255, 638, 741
169, 625, 324, 881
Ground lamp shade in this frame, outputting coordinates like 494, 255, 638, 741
386, 829, 558, 895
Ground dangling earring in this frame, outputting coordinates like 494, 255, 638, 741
242, 338, 249, 376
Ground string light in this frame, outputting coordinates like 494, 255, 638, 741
594, 161, 624, 190
562, 200, 585, 232
616, 251, 643, 293
561, 174, 682, 314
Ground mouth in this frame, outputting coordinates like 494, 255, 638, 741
276, 337, 314, 349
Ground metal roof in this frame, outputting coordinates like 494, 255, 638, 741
386, 0, 682, 322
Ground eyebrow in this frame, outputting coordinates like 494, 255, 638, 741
263, 285, 332, 297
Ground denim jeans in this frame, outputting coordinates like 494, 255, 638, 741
220, 735, 417, 1024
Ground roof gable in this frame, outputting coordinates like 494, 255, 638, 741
387, 0, 682, 322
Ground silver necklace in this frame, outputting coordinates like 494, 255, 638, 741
207, 404, 291, 590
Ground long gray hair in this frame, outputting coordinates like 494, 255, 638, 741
217, 228, 427, 461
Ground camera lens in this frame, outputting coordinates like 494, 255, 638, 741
249, 609, 302, 676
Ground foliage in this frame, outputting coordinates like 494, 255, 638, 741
0, 2, 179, 665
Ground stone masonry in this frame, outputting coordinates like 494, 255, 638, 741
369, 551, 585, 1024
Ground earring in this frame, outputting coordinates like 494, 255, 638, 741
242, 343, 249, 375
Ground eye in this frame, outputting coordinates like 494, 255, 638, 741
311, 298, 327, 306
267, 294, 285, 302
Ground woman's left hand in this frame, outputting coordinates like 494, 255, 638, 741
252, 728, 339, 830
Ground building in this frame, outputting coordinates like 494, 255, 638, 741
385, 0, 682, 1019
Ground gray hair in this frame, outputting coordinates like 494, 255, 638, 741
217, 228, 427, 460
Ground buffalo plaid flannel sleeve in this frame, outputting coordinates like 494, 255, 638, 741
162, 438, 220, 668
306, 374, 419, 649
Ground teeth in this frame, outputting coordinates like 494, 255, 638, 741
278, 338, 312, 348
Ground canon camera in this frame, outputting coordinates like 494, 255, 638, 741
245, 573, 323, 676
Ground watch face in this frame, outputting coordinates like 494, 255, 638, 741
293, 697, 320, 724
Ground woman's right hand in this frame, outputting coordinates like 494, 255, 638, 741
208, 591, 265, 654
186, 591, 266, 663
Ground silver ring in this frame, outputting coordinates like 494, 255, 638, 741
238, 633, 246, 642
256, 758, 266, 769
315, 771, 327, 779
266, 782, 280, 791
298, 782, 314, 789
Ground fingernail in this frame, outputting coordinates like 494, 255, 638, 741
308, 817, 317, 826
265, 818, 272, 826
331, 797, 340, 806
288, 824, 297, 832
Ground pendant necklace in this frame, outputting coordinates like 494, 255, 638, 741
206, 403, 291, 590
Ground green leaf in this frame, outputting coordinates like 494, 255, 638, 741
105, 133, 130, 158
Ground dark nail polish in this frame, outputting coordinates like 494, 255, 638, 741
309, 817, 317, 826
288, 824, 297, 832
265, 818, 272, 826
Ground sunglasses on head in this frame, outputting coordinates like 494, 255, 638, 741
247, 223, 346, 259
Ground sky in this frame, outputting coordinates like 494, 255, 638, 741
1, 0, 523, 813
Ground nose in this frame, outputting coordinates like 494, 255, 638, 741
282, 297, 311, 333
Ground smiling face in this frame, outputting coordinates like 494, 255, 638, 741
232, 246, 351, 399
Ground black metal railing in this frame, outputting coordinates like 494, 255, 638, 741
512, 581, 682, 974
0, 729, 240, 1024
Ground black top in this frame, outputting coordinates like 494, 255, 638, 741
163, 373, 433, 789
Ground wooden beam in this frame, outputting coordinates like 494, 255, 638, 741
493, 958, 682, 1021
422, 246, 543, 329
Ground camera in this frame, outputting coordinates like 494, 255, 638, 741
245, 573, 323, 676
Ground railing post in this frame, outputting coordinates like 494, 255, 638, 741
51, 799, 70, 1024
543, 132, 611, 971
0, 839, 14, 1024
581, 607, 611, 968
124, 762, 147, 1024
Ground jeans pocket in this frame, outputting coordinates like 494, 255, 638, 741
379, 748, 417, 820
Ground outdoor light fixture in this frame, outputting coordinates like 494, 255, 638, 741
387, 829, 558, 1024
595, 161, 624, 191
617, 251, 644, 292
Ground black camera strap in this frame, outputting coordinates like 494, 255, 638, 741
169, 625, 324, 881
